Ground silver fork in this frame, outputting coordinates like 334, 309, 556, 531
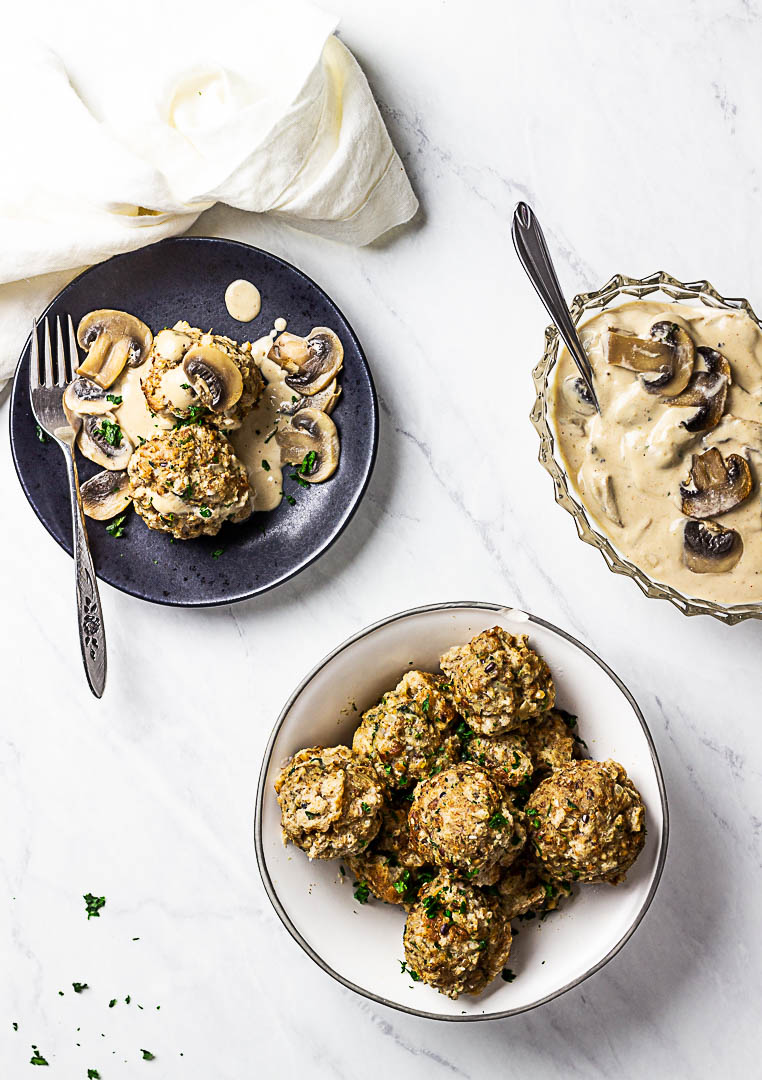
29, 316, 107, 698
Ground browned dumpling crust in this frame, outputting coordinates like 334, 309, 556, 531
526, 759, 646, 884
352, 671, 459, 791
408, 762, 526, 885
440, 627, 555, 735
522, 708, 577, 774
460, 728, 534, 788
403, 871, 512, 998
347, 802, 430, 907
127, 425, 250, 539
274, 745, 384, 860
495, 860, 572, 921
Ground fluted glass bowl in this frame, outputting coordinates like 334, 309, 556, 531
531, 271, 762, 625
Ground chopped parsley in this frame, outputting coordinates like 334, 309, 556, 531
105, 515, 126, 538
289, 471, 309, 489
140, 1049, 155, 1061
398, 959, 421, 981
12, 1022, 18, 1031
353, 881, 370, 904
109, 998, 116, 1008
211, 548, 224, 559
35, 423, 49, 443
88, 1070, 101, 1079
421, 892, 443, 919
501, 968, 517, 982
261, 459, 270, 471
83, 893, 106, 919
95, 419, 122, 447
30, 1046, 49, 1066
72, 982, 88, 993
199, 506, 211, 518
361, 801, 371, 813
180, 383, 192, 390
421, 695, 430, 713
488, 811, 509, 828
300, 450, 317, 475
285, 494, 296, 506
174, 405, 208, 427
106, 394, 123, 405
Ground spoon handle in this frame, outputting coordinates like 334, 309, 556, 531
512, 202, 600, 412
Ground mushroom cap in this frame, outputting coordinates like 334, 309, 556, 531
669, 346, 731, 432
76, 309, 153, 388
181, 343, 243, 413
278, 379, 341, 417
63, 377, 113, 417
603, 321, 695, 397
269, 327, 344, 396
683, 519, 743, 574
275, 407, 340, 483
77, 413, 133, 471
649, 321, 695, 397
80, 469, 131, 520
680, 447, 752, 518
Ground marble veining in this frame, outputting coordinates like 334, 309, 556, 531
3, 0, 762, 1076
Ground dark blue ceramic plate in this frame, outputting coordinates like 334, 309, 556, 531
9, 237, 378, 607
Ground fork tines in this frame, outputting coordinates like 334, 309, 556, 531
30, 314, 79, 390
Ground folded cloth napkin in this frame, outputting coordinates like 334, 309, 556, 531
0, 0, 418, 385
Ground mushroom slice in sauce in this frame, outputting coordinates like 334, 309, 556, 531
561, 375, 596, 416
76, 310, 153, 388
668, 346, 731, 432
78, 414, 133, 471
269, 328, 343, 396
680, 447, 752, 519
181, 344, 243, 413
275, 407, 340, 483
278, 379, 341, 417
63, 377, 113, 417
683, 519, 743, 574
80, 469, 131, 520
604, 321, 694, 397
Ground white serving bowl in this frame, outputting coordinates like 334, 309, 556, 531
254, 602, 668, 1021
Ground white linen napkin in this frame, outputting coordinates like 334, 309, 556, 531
0, 0, 418, 385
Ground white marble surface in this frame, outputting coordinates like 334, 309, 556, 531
3, 0, 762, 1075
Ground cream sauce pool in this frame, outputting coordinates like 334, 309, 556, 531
105, 319, 296, 515
551, 300, 762, 605
225, 279, 262, 322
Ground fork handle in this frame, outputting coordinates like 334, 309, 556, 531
63, 447, 107, 698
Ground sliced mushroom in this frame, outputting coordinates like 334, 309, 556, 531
81, 469, 131, 520
562, 375, 596, 416
275, 407, 340, 483
269, 327, 343, 396
77, 413, 134, 470
669, 346, 731, 432
679, 447, 752, 518
278, 379, 341, 417
181, 344, 243, 412
683, 519, 743, 574
77, 310, 153, 388
63, 377, 113, 417
604, 321, 694, 397
649, 322, 695, 397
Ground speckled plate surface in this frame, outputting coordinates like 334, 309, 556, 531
9, 237, 378, 607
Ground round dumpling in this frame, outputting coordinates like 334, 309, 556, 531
408, 762, 526, 885
352, 671, 459, 791
440, 627, 555, 735
526, 759, 646, 884
274, 745, 384, 859
403, 871, 512, 998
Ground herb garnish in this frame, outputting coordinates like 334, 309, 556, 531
30, 1045, 49, 1065
300, 450, 317, 475
35, 423, 49, 443
174, 405, 208, 428
140, 1049, 155, 1060
399, 959, 421, 981
106, 515, 126, 538
199, 506, 211, 518
83, 893, 106, 919
106, 394, 123, 405
285, 494, 296, 506
211, 548, 224, 559
72, 982, 88, 993
353, 881, 370, 904
488, 811, 509, 828
87, 1070, 101, 1079
501, 968, 517, 982
261, 459, 270, 471
96, 419, 122, 447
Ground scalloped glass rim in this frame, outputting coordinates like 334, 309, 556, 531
531, 270, 762, 625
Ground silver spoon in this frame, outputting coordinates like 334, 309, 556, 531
511, 201, 600, 412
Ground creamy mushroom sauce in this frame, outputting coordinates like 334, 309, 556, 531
99, 319, 307, 515
552, 300, 762, 605
224, 278, 262, 322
